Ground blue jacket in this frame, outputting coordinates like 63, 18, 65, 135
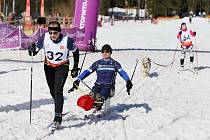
78, 58, 130, 85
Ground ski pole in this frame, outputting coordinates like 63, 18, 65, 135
170, 42, 179, 70
68, 76, 92, 92
128, 59, 139, 95
195, 37, 198, 68
80, 80, 92, 90
131, 59, 139, 80
79, 50, 87, 75
68, 51, 88, 93
29, 51, 33, 124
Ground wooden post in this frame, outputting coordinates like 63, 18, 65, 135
0, 0, 2, 12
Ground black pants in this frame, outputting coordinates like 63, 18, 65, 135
91, 83, 113, 100
44, 62, 69, 122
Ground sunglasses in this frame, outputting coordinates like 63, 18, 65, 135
101, 51, 110, 53
49, 31, 59, 35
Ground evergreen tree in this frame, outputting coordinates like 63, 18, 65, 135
2, 0, 209, 18
100, 0, 110, 15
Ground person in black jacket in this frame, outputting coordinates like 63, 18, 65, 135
28, 21, 80, 130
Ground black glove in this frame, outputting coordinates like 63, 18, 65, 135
28, 43, 37, 56
73, 79, 80, 89
68, 79, 80, 93
71, 67, 80, 78
126, 80, 133, 95
194, 31, 196, 36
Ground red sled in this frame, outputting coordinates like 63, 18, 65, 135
77, 94, 94, 111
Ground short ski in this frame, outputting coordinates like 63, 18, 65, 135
178, 68, 198, 74
62, 111, 71, 117
37, 111, 72, 140
84, 113, 102, 119
84, 114, 96, 119
46, 111, 70, 128
37, 126, 61, 140
36, 129, 56, 140
186, 68, 198, 74
84, 109, 110, 120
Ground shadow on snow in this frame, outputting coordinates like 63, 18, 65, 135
0, 68, 28, 75
149, 72, 159, 78
62, 103, 152, 129
0, 59, 42, 63
195, 66, 210, 71
0, 98, 54, 113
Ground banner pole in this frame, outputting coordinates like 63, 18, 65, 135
18, 26, 22, 60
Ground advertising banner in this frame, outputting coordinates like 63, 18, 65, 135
0, 23, 16, 38
73, 0, 100, 51
0, 28, 20, 49
0, 26, 85, 50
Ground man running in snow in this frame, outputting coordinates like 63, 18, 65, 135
28, 21, 80, 130
177, 22, 196, 70
71, 44, 133, 112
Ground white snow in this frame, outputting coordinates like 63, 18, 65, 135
1, 17, 210, 140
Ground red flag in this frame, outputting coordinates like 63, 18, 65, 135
40, 0, 44, 17
26, 0, 30, 17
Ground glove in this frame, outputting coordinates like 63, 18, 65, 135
68, 79, 80, 93
193, 31, 196, 36
72, 79, 79, 90
71, 67, 80, 78
73, 79, 80, 89
126, 80, 133, 95
28, 43, 37, 56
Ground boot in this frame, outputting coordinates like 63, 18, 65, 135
51, 121, 61, 131
189, 62, 193, 69
179, 58, 184, 71
179, 65, 184, 72
189, 56, 194, 69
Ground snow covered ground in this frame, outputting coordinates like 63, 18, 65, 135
1, 17, 210, 140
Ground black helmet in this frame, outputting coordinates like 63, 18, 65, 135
101, 44, 112, 54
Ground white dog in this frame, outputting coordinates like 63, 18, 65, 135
140, 57, 151, 78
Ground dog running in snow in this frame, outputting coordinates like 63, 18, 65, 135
140, 57, 151, 78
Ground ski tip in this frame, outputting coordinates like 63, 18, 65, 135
122, 116, 127, 120
50, 130, 55, 134
177, 68, 198, 74
189, 70, 198, 74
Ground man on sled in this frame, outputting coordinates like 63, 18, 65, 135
70, 44, 133, 115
